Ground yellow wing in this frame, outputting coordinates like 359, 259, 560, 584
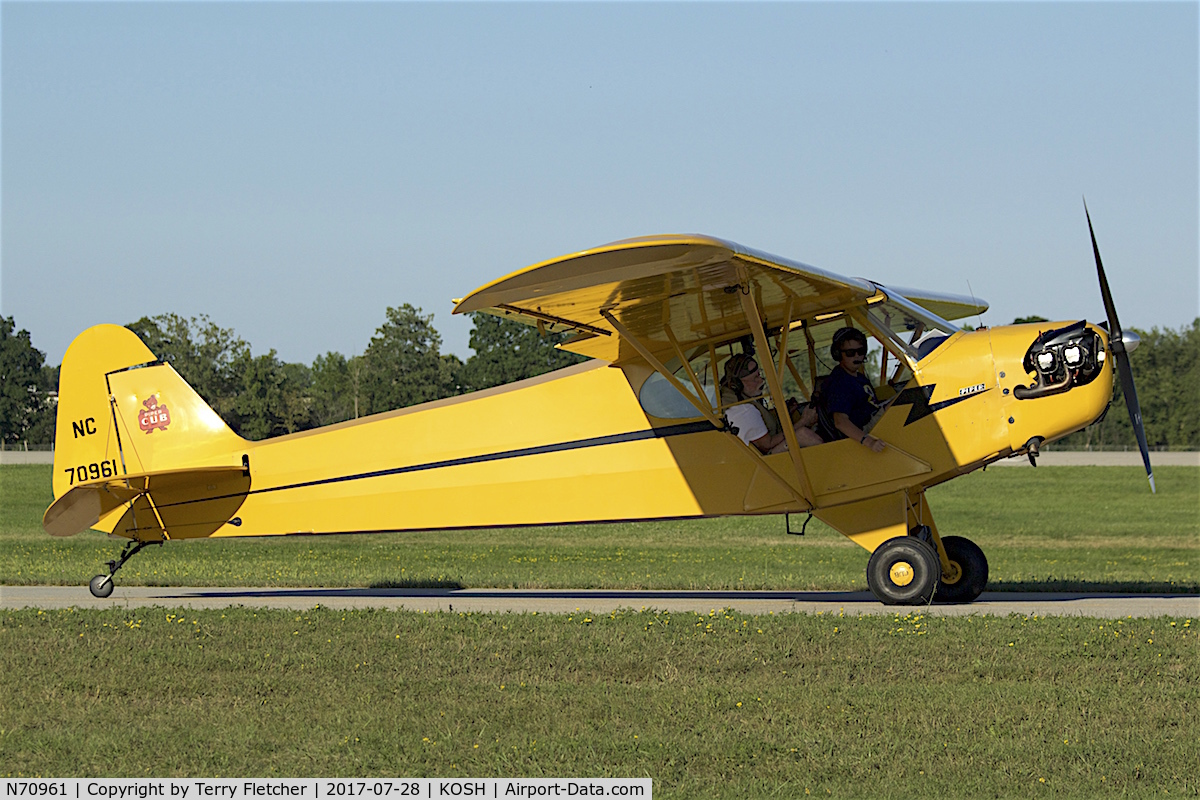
453, 234, 984, 363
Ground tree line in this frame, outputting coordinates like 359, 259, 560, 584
1, 311, 1196, 449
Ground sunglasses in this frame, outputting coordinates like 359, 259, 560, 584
840, 346, 867, 357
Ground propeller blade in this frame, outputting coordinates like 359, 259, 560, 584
1085, 201, 1155, 493
1115, 351, 1156, 493
1086, 201, 1124, 348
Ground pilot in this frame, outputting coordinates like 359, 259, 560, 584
721, 353, 823, 454
822, 327, 887, 453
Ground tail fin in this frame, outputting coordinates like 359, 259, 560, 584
52, 325, 246, 503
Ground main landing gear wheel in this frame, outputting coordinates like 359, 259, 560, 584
866, 536, 940, 605
934, 535, 989, 603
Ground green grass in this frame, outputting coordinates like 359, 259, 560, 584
4, 466, 1198, 794
2, 465, 1196, 591
2, 607, 1197, 797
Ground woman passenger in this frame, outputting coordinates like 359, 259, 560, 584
720, 353, 823, 454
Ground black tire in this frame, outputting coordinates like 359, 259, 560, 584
866, 536, 940, 605
89, 574, 115, 598
934, 536, 988, 603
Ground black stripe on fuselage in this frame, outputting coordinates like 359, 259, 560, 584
253, 419, 719, 496
149, 420, 721, 511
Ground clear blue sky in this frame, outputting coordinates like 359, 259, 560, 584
3, 2, 1197, 367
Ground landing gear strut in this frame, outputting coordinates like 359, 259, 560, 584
88, 538, 161, 598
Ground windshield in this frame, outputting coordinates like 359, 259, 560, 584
862, 287, 960, 362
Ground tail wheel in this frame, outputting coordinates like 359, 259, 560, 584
866, 536, 940, 605
85, 538, 159, 598
89, 574, 115, 598
935, 536, 989, 603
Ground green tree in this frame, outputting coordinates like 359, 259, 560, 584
359, 305, 458, 414
441, 352, 465, 396
1012, 315, 1050, 325
1159, 319, 1200, 447
29, 364, 60, 445
309, 352, 358, 425
228, 351, 314, 440
459, 313, 585, 393
0, 316, 56, 446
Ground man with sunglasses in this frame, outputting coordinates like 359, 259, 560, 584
823, 327, 887, 453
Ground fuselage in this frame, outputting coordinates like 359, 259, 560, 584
66, 320, 1112, 550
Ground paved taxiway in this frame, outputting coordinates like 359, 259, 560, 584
2, 586, 1195, 618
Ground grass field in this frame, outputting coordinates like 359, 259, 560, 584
2, 606, 1197, 797
1, 465, 1196, 592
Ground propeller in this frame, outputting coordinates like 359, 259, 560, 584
1085, 201, 1155, 493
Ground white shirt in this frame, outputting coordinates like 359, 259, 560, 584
726, 402, 767, 445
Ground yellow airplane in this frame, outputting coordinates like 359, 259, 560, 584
44, 209, 1153, 604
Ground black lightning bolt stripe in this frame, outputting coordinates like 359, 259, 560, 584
891, 384, 992, 426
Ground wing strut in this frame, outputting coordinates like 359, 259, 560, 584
662, 324, 709, 406
772, 303, 813, 401
784, 356, 811, 401
804, 325, 819, 388
775, 296, 794, 381
737, 272, 817, 505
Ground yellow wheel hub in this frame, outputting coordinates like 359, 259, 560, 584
889, 561, 915, 587
943, 560, 963, 585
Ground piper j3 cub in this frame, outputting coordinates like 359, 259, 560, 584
45, 208, 1153, 604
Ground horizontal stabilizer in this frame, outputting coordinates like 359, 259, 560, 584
43, 465, 251, 540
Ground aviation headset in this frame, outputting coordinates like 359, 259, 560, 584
721, 353, 759, 400
830, 327, 867, 359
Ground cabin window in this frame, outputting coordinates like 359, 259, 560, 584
637, 292, 958, 422
862, 293, 959, 363
638, 372, 720, 419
